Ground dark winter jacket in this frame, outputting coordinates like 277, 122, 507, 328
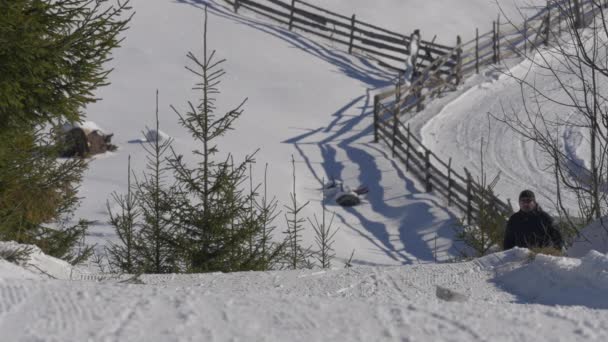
503, 208, 564, 250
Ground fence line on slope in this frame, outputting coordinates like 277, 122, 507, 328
218, 0, 605, 222
372, 0, 607, 221
220, 0, 455, 73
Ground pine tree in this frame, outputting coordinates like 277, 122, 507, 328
133, 91, 180, 273
106, 156, 140, 273
252, 164, 284, 270
282, 156, 313, 269
453, 139, 508, 257
309, 198, 339, 269
168, 7, 269, 273
0, 0, 132, 129
0, 0, 131, 261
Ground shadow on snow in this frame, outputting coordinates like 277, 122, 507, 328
174, 0, 461, 265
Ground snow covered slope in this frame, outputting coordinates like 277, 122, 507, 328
420, 33, 608, 213
304, 0, 546, 44
83, 0, 531, 265
1, 245, 608, 341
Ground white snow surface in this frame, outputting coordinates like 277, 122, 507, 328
2, 244, 608, 341
82, 0, 502, 266
568, 216, 608, 257
14, 0, 608, 339
304, 0, 546, 44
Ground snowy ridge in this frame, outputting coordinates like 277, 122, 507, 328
1, 244, 608, 340
0, 242, 86, 280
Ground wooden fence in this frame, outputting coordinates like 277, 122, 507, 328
375, 0, 606, 122
220, 0, 455, 72
219, 0, 605, 221
372, 0, 607, 220
375, 118, 513, 223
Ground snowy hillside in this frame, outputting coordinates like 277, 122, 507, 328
84, 0, 524, 265
4, 0, 608, 340
1, 243, 608, 341
305, 0, 546, 44
77, 0, 574, 266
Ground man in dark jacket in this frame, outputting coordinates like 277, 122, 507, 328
503, 190, 564, 250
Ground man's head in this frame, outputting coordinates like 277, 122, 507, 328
519, 189, 536, 213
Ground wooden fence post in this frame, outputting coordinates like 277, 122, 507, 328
455, 35, 462, 84
425, 150, 432, 192
465, 168, 473, 224
391, 82, 401, 157
288, 0, 296, 31
234, 0, 240, 13
496, 14, 501, 63
406, 123, 411, 171
373, 95, 379, 143
492, 21, 497, 64
348, 14, 356, 54
447, 158, 453, 206
415, 84, 423, 112
544, 2, 551, 45
475, 28, 479, 74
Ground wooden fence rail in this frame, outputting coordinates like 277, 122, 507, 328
376, 118, 511, 221
373, 0, 605, 222
222, 0, 604, 223
220, 0, 455, 72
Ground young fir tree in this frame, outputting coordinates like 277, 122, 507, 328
454, 176, 508, 257
168, 7, 271, 273
0, 0, 131, 261
106, 156, 140, 273
309, 197, 339, 269
131, 91, 181, 273
253, 164, 285, 270
282, 156, 313, 269
454, 139, 508, 257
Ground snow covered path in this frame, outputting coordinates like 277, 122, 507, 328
420, 54, 596, 212
2, 248, 608, 341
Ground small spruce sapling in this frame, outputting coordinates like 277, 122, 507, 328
283, 156, 313, 269
106, 156, 141, 273
133, 91, 181, 273
167, 7, 268, 273
309, 183, 340, 269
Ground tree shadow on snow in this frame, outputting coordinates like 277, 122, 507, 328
285, 89, 461, 264
173, 0, 396, 88
174, 0, 461, 265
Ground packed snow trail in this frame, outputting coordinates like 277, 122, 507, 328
2, 244, 608, 341
420, 51, 599, 212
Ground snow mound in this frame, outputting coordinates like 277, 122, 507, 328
567, 217, 608, 257
0, 241, 84, 280
0, 259, 38, 280
494, 250, 608, 308
474, 247, 531, 269
62, 120, 107, 134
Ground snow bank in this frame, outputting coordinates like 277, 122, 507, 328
0, 241, 83, 280
474, 247, 531, 269
568, 217, 608, 257
0, 259, 38, 280
62, 120, 107, 134
495, 250, 608, 308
